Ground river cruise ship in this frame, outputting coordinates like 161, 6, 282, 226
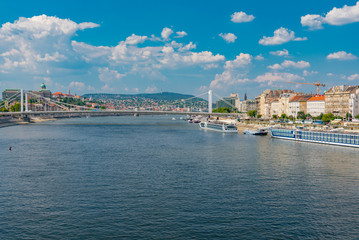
199, 121, 238, 133
270, 128, 359, 148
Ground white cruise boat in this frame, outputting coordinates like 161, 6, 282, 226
270, 128, 359, 148
199, 121, 238, 133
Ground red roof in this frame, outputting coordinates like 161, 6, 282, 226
307, 95, 325, 101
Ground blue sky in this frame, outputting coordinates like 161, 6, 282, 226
0, 0, 359, 100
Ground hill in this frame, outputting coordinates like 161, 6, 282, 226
82, 92, 206, 102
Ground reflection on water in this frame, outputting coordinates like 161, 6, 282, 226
0, 116, 358, 239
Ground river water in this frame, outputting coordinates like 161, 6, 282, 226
0, 116, 358, 239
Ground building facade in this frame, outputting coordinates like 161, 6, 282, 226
325, 85, 359, 118
307, 95, 325, 117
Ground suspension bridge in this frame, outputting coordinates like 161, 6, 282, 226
0, 90, 241, 120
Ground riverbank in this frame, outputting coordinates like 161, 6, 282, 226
0, 117, 56, 128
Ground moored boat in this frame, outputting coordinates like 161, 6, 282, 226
270, 128, 359, 148
243, 129, 268, 135
199, 121, 238, 133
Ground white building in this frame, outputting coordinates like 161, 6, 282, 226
307, 95, 325, 117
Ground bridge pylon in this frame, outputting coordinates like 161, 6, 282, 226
208, 90, 212, 113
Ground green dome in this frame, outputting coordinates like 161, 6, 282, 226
40, 83, 46, 90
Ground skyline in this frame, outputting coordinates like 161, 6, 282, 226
1, 0, 359, 99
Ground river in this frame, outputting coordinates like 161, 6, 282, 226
0, 116, 358, 239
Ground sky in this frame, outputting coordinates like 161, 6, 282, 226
0, 0, 359, 100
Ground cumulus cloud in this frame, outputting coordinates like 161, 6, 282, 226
175, 31, 187, 38
231, 11, 255, 23
219, 33, 237, 43
348, 73, 359, 80
270, 49, 289, 56
268, 60, 310, 70
124, 34, 148, 45
327, 51, 358, 60
161, 27, 173, 40
255, 54, 264, 60
0, 15, 227, 93
209, 53, 252, 89
69, 81, 86, 90
303, 70, 318, 76
98, 67, 125, 83
0, 15, 99, 73
259, 27, 307, 45
254, 72, 304, 85
302, 2, 359, 30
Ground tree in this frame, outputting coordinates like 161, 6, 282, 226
10, 103, 22, 112
272, 114, 278, 119
322, 113, 335, 123
0, 107, 9, 112
280, 113, 287, 119
346, 113, 352, 120
355, 115, 359, 119
257, 114, 262, 119
297, 111, 306, 120
100, 106, 106, 110
247, 110, 257, 118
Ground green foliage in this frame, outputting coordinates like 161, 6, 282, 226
314, 113, 323, 120
247, 110, 257, 117
100, 106, 106, 110
355, 114, 359, 119
346, 113, 352, 119
272, 114, 278, 119
60, 97, 86, 106
257, 114, 262, 119
280, 113, 287, 119
321, 113, 335, 123
297, 111, 306, 120
213, 107, 232, 113
10, 103, 22, 112
0, 107, 9, 112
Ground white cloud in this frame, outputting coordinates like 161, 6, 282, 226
69, 81, 86, 90
301, 14, 324, 30
224, 53, 252, 69
302, 2, 359, 30
255, 54, 264, 60
145, 86, 157, 93
327, 51, 358, 60
270, 49, 289, 56
219, 33, 237, 43
303, 70, 318, 76
98, 67, 125, 83
231, 11, 255, 23
0, 15, 99, 73
175, 31, 187, 38
254, 72, 304, 85
348, 73, 359, 81
124, 34, 148, 45
209, 53, 252, 90
327, 73, 334, 76
161, 27, 173, 40
325, 2, 359, 26
268, 60, 310, 70
259, 27, 307, 45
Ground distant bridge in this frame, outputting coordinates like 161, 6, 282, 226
0, 89, 242, 120
0, 110, 240, 118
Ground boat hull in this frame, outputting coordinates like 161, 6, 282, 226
199, 122, 238, 133
270, 128, 359, 148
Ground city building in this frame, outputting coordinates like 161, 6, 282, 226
289, 94, 312, 117
31, 83, 52, 98
278, 93, 297, 116
307, 95, 325, 117
216, 93, 240, 111
2, 89, 20, 101
325, 85, 359, 118
240, 99, 256, 112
